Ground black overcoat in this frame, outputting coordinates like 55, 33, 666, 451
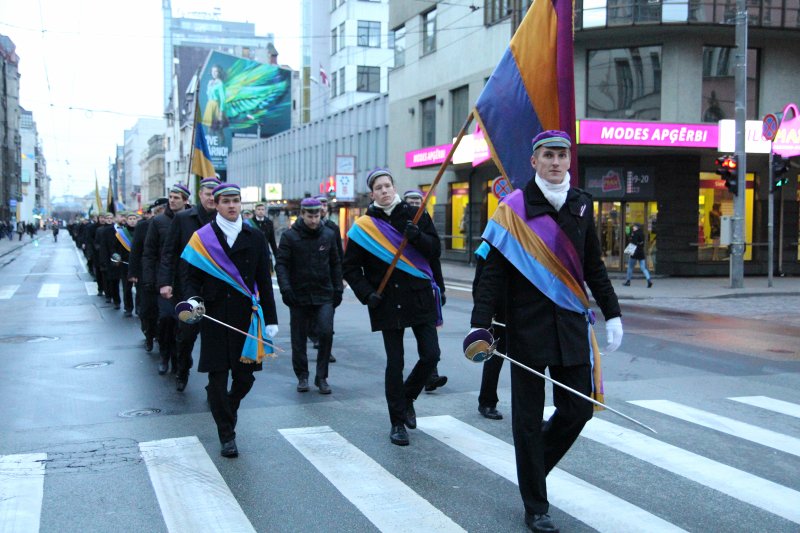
127, 218, 151, 281
275, 218, 343, 305
253, 216, 279, 258
184, 221, 278, 373
471, 181, 621, 367
141, 208, 175, 287
342, 202, 443, 332
628, 227, 646, 260
158, 205, 215, 298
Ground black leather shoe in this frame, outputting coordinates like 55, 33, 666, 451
424, 375, 448, 392
525, 512, 558, 532
479, 405, 504, 420
622, 280, 631, 286
405, 401, 417, 429
329, 354, 336, 363
647, 280, 653, 288
124, 310, 133, 317
221, 439, 238, 458
297, 377, 309, 392
144, 338, 154, 352
157, 356, 169, 375
390, 424, 409, 446
176, 377, 187, 392
315, 376, 332, 395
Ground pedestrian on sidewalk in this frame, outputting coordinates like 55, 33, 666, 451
51, 223, 59, 242
277, 197, 342, 394
470, 130, 623, 533
343, 169, 444, 447
623, 223, 652, 288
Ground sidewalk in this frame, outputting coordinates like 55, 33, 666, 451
0, 233, 33, 257
440, 259, 800, 325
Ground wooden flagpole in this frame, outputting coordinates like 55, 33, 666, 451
376, 111, 474, 296
186, 69, 202, 189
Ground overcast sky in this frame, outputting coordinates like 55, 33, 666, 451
0, 0, 301, 198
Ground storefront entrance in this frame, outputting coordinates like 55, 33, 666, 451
595, 201, 658, 272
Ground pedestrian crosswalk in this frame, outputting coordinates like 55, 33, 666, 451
0, 282, 101, 299
1, 395, 798, 532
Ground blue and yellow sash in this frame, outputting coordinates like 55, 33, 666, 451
482, 189, 604, 408
347, 215, 443, 327
180, 223, 274, 363
114, 225, 132, 253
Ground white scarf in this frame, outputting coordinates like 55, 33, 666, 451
535, 172, 571, 211
373, 193, 402, 216
216, 213, 242, 248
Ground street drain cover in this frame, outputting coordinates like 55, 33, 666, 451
118, 408, 162, 418
74, 361, 113, 369
0, 335, 59, 344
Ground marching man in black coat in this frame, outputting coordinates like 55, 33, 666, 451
343, 169, 444, 446
182, 184, 278, 458
276, 197, 343, 394
471, 131, 623, 533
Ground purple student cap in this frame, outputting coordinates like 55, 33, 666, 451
531, 130, 572, 152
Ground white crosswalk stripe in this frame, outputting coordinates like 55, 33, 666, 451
280, 426, 466, 533
728, 395, 800, 419
418, 415, 686, 533
84, 282, 98, 296
139, 436, 255, 533
36, 284, 59, 298
0, 285, 19, 300
630, 399, 800, 458
0, 453, 46, 533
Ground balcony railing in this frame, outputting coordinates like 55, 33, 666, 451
578, 0, 800, 29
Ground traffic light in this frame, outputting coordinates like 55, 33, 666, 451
715, 155, 738, 195
772, 155, 789, 190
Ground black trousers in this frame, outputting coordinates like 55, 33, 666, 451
105, 277, 121, 306
138, 287, 158, 341
478, 325, 506, 408
122, 279, 134, 312
381, 323, 440, 426
206, 369, 255, 444
175, 321, 200, 379
511, 363, 593, 515
290, 303, 334, 380
94, 264, 105, 294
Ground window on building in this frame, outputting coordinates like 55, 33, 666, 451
331, 70, 338, 97
338, 67, 345, 95
393, 26, 406, 67
586, 46, 661, 120
450, 85, 469, 138
422, 8, 437, 55
357, 20, 381, 48
331, 27, 337, 55
484, 0, 511, 25
339, 22, 346, 51
697, 171, 753, 262
421, 96, 436, 146
357, 66, 380, 92
700, 46, 759, 122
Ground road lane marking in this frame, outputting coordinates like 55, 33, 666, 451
543, 406, 800, 524
728, 396, 800, 419
0, 453, 46, 533
279, 426, 465, 533
84, 282, 98, 295
418, 415, 685, 533
139, 436, 255, 533
445, 283, 472, 293
629, 399, 800, 458
74, 248, 87, 273
37, 283, 59, 298
0, 285, 20, 300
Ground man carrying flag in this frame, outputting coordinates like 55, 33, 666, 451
181, 183, 278, 458
470, 131, 623, 533
342, 169, 444, 447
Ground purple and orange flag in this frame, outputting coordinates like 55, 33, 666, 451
473, 0, 576, 189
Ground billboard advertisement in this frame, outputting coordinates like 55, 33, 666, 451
199, 51, 292, 172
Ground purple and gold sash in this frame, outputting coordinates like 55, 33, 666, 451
347, 215, 443, 327
114, 225, 132, 253
482, 189, 604, 408
181, 223, 274, 363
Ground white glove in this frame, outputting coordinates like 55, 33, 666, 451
605, 317, 623, 353
266, 324, 279, 338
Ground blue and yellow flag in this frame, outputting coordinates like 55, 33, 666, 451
192, 101, 217, 179
473, 0, 576, 189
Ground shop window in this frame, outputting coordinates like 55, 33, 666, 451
450, 181, 469, 250
421, 184, 437, 218
587, 46, 661, 120
697, 172, 753, 262
701, 47, 759, 122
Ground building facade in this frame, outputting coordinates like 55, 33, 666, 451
0, 35, 20, 224
388, 0, 800, 275
143, 135, 166, 202
124, 118, 166, 206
